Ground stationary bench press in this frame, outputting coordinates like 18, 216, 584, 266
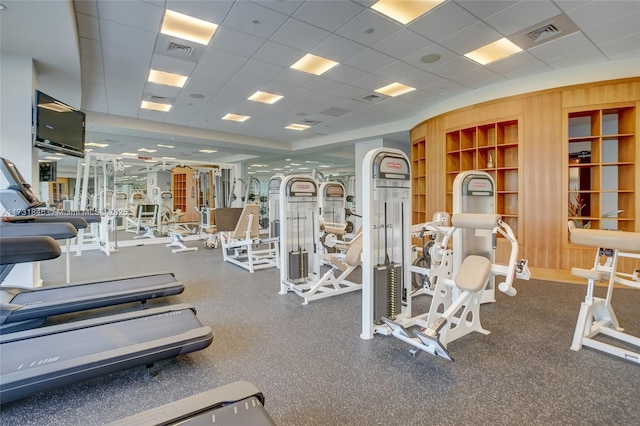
568, 223, 640, 364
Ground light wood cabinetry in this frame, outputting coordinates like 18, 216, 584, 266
445, 119, 521, 238
565, 105, 636, 232
171, 167, 215, 223
410, 77, 640, 277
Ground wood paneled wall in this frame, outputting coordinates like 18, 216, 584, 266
411, 77, 640, 276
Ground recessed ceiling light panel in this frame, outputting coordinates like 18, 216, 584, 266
199, 149, 217, 153
161, 10, 218, 45
464, 38, 523, 65
371, 0, 444, 25
375, 82, 416, 97
86, 142, 109, 148
248, 91, 283, 104
290, 54, 339, 76
141, 100, 172, 112
222, 113, 250, 122
285, 124, 311, 131
148, 69, 188, 87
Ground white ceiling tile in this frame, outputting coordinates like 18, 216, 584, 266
454, 0, 519, 19
552, 0, 593, 13
143, 82, 182, 99
210, 27, 265, 58
102, 43, 152, 79
97, 0, 164, 32
150, 54, 197, 76
227, 59, 285, 90
198, 48, 247, 72
423, 79, 469, 98
401, 71, 442, 90
76, 13, 100, 40
74, 0, 98, 16
99, 19, 157, 50
486, 51, 551, 79
79, 37, 102, 59
429, 56, 479, 78
82, 70, 106, 86
373, 28, 432, 60
257, 81, 300, 97
349, 73, 394, 91
374, 61, 423, 81
108, 96, 140, 117
81, 83, 107, 111
336, 9, 401, 47
599, 33, 640, 60
272, 68, 317, 87
439, 21, 503, 54
582, 11, 640, 45
137, 109, 169, 121
323, 64, 368, 85
293, 0, 365, 32
565, 0, 640, 29
253, 41, 306, 67
222, 2, 289, 39
344, 48, 397, 73
403, 43, 458, 70
529, 32, 597, 62
109, 85, 144, 101
544, 46, 608, 69
311, 35, 366, 63
165, 0, 234, 25
452, 67, 505, 89
484, 1, 563, 35
329, 84, 371, 101
252, 0, 304, 16
270, 18, 331, 51
409, 2, 476, 41
105, 74, 147, 91
81, 55, 103, 74
304, 77, 345, 94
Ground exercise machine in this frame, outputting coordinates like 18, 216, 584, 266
108, 381, 275, 425
268, 175, 282, 239
361, 148, 412, 339
568, 223, 640, 364
317, 181, 348, 254
383, 213, 530, 361
0, 235, 212, 404
279, 175, 321, 298
453, 170, 497, 303
220, 204, 279, 273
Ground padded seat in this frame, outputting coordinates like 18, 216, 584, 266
570, 228, 640, 252
455, 255, 492, 293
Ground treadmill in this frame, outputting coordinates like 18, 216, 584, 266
109, 381, 275, 426
0, 219, 185, 331
0, 236, 213, 405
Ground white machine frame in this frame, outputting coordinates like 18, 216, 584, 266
383, 213, 530, 361
361, 148, 412, 340
568, 223, 640, 364
220, 204, 279, 273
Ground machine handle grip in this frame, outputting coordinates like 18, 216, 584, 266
498, 281, 517, 296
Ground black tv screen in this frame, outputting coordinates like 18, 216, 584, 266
33, 90, 86, 158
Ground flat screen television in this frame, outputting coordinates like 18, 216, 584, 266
33, 90, 86, 158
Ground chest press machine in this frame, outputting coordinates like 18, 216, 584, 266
568, 223, 640, 364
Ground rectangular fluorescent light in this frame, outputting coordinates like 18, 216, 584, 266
148, 69, 188, 88
199, 149, 217, 153
45, 156, 63, 160
286, 124, 311, 131
161, 9, 218, 45
86, 142, 109, 147
464, 38, 523, 65
121, 152, 137, 156
248, 91, 283, 104
371, 0, 444, 25
222, 113, 250, 122
141, 100, 172, 112
375, 82, 416, 97
138, 148, 157, 153
290, 54, 339, 75
162, 157, 176, 160
84, 148, 94, 152
157, 144, 175, 148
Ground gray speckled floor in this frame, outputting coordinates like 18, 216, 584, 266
1, 240, 639, 425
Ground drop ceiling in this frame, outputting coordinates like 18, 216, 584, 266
1, 0, 638, 175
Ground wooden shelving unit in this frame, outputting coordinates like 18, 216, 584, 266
411, 139, 427, 224
445, 119, 521, 237
566, 105, 636, 232
171, 168, 189, 221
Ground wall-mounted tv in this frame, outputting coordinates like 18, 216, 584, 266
33, 90, 86, 158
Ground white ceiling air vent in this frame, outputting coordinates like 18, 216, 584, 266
167, 42, 193, 57
300, 119, 322, 126
508, 13, 580, 50
355, 93, 389, 104
149, 95, 168, 102
320, 107, 351, 117
527, 24, 561, 42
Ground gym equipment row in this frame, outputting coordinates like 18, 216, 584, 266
278, 176, 363, 304
360, 149, 531, 362
0, 227, 212, 404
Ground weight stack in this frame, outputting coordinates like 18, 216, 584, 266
373, 263, 402, 324
288, 250, 308, 282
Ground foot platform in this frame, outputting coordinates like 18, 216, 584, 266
414, 330, 454, 362
381, 317, 454, 362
